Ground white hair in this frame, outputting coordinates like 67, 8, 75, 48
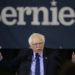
28, 33, 45, 45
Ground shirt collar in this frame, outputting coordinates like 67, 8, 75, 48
33, 52, 43, 59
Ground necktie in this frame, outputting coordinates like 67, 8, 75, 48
35, 53, 40, 75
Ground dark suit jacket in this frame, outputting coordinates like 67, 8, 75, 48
17, 48, 60, 75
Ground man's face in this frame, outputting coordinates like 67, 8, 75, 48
30, 36, 45, 53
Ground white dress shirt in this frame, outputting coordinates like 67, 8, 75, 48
31, 52, 44, 75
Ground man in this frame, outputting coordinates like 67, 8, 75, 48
0, 33, 75, 75
17, 33, 60, 75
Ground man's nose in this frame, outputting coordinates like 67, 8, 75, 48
36, 44, 40, 48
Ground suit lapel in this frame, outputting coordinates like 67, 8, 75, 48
26, 50, 33, 75
43, 48, 48, 75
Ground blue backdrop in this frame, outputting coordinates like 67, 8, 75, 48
0, 0, 75, 48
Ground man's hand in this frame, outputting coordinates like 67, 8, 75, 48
72, 52, 75, 63
0, 52, 3, 61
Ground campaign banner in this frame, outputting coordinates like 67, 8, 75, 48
0, 0, 75, 48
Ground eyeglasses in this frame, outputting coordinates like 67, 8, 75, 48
32, 42, 44, 46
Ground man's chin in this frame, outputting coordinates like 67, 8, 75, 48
36, 49, 43, 52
